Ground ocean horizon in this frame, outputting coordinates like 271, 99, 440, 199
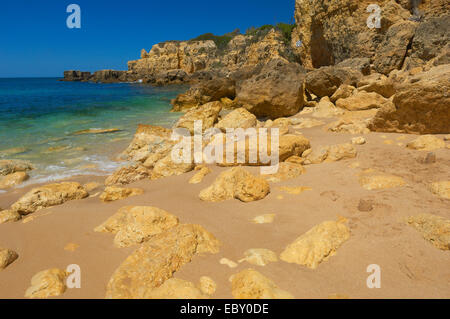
0, 77, 184, 186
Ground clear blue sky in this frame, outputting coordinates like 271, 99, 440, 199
0, 0, 295, 78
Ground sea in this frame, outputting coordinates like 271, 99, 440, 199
0, 77, 184, 187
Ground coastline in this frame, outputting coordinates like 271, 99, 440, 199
1, 118, 449, 298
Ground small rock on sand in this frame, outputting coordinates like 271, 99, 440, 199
24, 269, 67, 298
252, 214, 276, 224
0, 248, 19, 270
239, 248, 278, 266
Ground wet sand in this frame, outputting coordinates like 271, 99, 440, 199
0, 122, 449, 299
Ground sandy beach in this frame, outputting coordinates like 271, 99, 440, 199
1, 115, 448, 299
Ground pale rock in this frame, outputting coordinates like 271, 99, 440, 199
252, 214, 276, 224
238, 249, 278, 266
220, 258, 238, 268
280, 219, 350, 269
351, 137, 366, 145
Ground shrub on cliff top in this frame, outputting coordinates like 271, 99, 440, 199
190, 29, 240, 51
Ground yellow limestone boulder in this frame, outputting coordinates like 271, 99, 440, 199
199, 167, 270, 202
428, 181, 450, 200
10, 182, 88, 215
406, 135, 445, 151
24, 269, 67, 298
99, 186, 143, 202
105, 224, 220, 299
280, 219, 350, 269
94, 206, 179, 248
230, 269, 293, 299
407, 214, 450, 250
0, 248, 18, 270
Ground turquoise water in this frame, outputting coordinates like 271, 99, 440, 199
0, 78, 184, 185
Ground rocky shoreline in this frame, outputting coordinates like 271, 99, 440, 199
0, 0, 449, 299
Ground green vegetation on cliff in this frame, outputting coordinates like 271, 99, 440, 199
189, 29, 240, 50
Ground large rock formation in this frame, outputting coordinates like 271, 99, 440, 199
291, 0, 448, 71
64, 28, 295, 85
369, 65, 450, 134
